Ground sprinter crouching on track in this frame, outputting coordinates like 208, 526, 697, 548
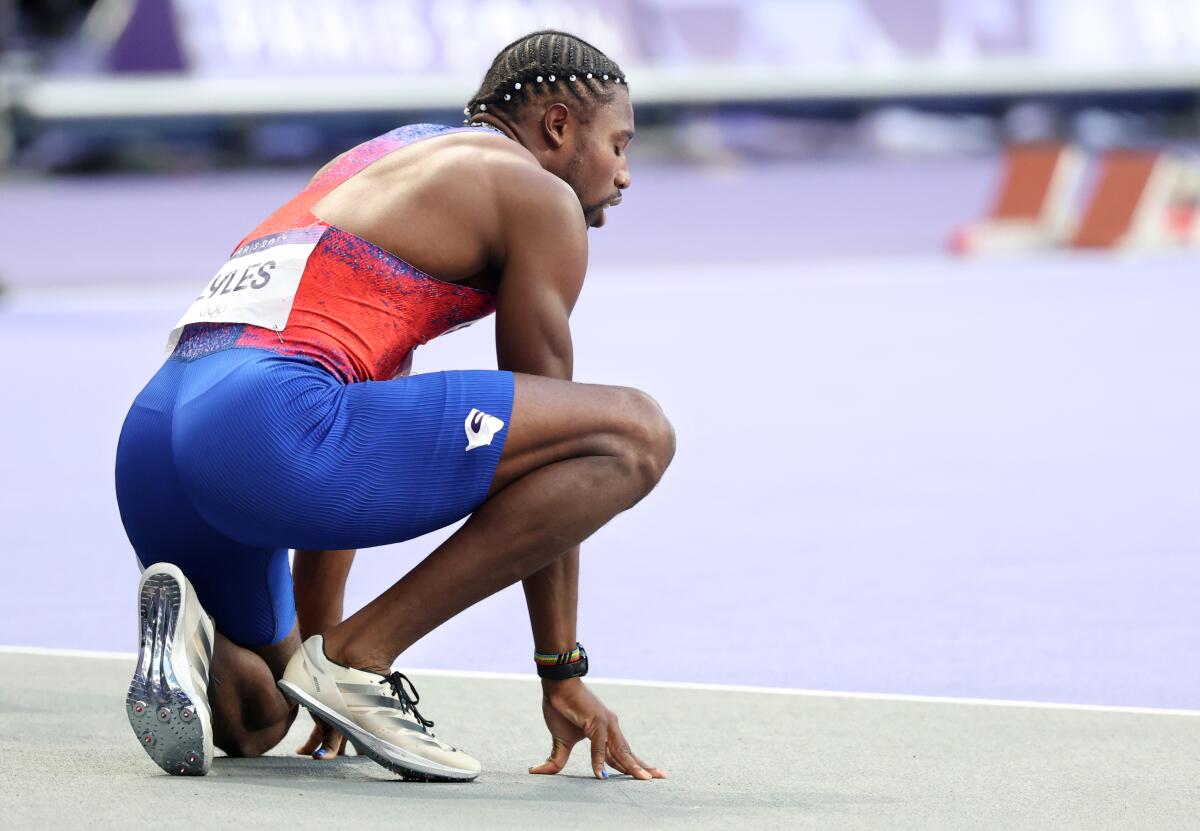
115, 30, 672, 782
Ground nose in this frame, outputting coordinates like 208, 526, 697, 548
616, 159, 631, 191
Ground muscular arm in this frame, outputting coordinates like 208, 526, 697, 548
492, 172, 586, 380
492, 169, 589, 654
522, 547, 580, 654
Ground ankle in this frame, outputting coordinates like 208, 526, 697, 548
322, 628, 393, 676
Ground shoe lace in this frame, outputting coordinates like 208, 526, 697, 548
378, 671, 434, 730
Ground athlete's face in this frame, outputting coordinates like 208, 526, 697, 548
564, 90, 634, 229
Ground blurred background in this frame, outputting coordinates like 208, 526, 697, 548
2, 1, 1198, 709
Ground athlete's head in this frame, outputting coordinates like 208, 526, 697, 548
466, 30, 633, 229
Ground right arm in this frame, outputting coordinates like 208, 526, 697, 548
492, 171, 588, 381
491, 171, 589, 660
489, 169, 662, 781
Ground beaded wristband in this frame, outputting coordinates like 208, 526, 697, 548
534, 644, 583, 666
534, 643, 588, 681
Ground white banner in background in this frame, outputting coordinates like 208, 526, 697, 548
168, 0, 1200, 78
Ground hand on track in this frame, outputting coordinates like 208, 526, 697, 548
296, 717, 348, 760
528, 678, 667, 780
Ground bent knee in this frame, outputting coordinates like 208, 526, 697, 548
214, 706, 297, 758
613, 387, 676, 491
216, 734, 266, 759
215, 723, 287, 758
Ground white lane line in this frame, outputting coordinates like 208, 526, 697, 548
1, 645, 138, 661
4, 644, 1196, 718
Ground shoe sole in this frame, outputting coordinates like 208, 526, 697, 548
127, 570, 212, 776
277, 680, 478, 782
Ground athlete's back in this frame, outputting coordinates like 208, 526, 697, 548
311, 125, 573, 296
172, 124, 570, 383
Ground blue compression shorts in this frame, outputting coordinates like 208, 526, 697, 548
115, 348, 514, 647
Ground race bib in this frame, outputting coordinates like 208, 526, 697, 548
166, 226, 328, 351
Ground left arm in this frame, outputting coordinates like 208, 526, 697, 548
292, 549, 356, 638
291, 548, 355, 758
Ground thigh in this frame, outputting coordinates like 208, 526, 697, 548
117, 362, 297, 648
177, 363, 517, 550
488, 373, 667, 495
126, 511, 295, 650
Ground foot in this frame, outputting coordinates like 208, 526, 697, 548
278, 635, 481, 781
127, 563, 215, 775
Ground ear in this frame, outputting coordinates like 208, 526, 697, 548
541, 102, 571, 150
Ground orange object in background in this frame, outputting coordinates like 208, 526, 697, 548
1071, 150, 1200, 249
954, 144, 1200, 254
990, 144, 1071, 222
951, 143, 1084, 254
1072, 151, 1162, 249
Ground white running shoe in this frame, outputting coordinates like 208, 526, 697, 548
278, 635, 481, 781
126, 562, 215, 776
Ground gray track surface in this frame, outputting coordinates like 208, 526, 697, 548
2, 654, 1197, 830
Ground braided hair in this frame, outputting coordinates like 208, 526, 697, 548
465, 30, 627, 125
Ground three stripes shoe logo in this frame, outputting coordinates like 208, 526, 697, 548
185, 621, 213, 700
464, 408, 505, 451
335, 683, 446, 747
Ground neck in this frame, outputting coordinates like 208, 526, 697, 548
466, 115, 561, 183
467, 115, 519, 144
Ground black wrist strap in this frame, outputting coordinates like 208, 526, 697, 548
536, 644, 588, 681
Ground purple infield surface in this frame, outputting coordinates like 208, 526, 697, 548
1, 158, 1197, 710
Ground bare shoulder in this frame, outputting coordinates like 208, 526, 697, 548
428, 132, 586, 255
317, 129, 586, 279
497, 161, 585, 238
459, 135, 578, 206
307, 148, 351, 185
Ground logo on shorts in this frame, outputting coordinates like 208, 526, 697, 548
465, 408, 505, 451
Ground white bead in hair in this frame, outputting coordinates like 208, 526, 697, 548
548, 74, 555, 82
586, 72, 593, 79
602, 74, 608, 80
463, 107, 470, 115
536, 76, 543, 83
504, 93, 511, 101
569, 74, 576, 81
479, 104, 486, 111
514, 82, 521, 89
615, 77, 622, 83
